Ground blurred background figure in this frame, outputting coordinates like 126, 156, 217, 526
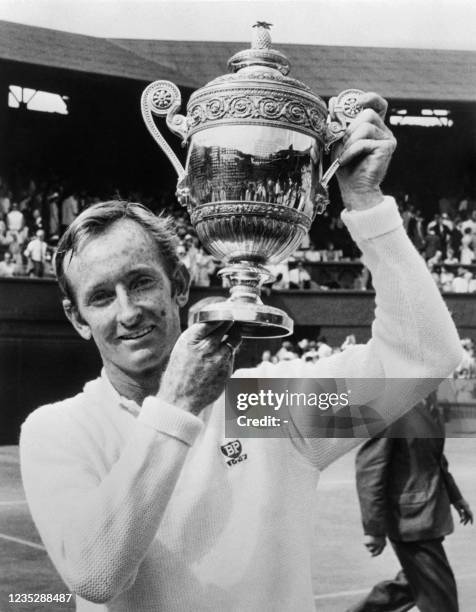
24, 229, 48, 278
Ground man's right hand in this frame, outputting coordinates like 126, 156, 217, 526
364, 534, 386, 557
158, 321, 241, 416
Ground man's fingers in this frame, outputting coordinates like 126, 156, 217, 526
345, 108, 388, 134
187, 321, 234, 345
343, 123, 388, 149
339, 138, 395, 167
357, 92, 388, 119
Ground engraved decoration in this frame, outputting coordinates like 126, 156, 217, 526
187, 90, 328, 141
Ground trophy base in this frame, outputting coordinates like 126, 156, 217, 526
191, 300, 293, 339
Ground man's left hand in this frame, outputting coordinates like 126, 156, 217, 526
330, 92, 397, 211
454, 499, 474, 525
363, 534, 386, 556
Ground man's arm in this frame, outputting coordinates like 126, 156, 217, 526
240, 94, 462, 468
440, 453, 474, 525
355, 437, 393, 543
20, 321, 238, 604
20, 397, 203, 604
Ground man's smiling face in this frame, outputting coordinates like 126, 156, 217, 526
64, 218, 185, 385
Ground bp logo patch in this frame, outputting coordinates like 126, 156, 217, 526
220, 440, 248, 467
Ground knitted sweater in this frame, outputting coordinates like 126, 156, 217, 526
20, 197, 462, 612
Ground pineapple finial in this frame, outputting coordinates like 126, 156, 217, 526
252, 21, 273, 49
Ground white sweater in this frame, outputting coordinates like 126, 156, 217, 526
20, 197, 462, 611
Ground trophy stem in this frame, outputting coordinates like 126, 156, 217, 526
220, 261, 273, 305
191, 261, 293, 339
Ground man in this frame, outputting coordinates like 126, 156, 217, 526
20, 94, 462, 611
6, 201, 25, 239
23, 229, 48, 277
288, 259, 312, 289
347, 395, 473, 612
61, 192, 79, 233
0, 251, 17, 277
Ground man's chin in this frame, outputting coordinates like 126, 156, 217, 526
122, 348, 163, 378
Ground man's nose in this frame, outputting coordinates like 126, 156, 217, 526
116, 287, 141, 327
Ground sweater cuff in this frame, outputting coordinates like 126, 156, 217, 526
138, 397, 203, 446
341, 196, 402, 241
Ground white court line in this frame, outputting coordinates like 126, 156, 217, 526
0, 500, 27, 506
0, 532, 45, 551
314, 572, 476, 600
314, 587, 371, 601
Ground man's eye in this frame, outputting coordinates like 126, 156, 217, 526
132, 277, 155, 290
90, 292, 113, 306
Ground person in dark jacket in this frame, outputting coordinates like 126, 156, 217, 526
347, 394, 473, 612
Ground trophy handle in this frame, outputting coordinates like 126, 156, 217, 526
315, 89, 365, 215
141, 80, 188, 178
324, 88, 365, 152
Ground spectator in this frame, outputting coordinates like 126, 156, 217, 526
267, 260, 290, 290
423, 228, 441, 261
259, 350, 272, 366
289, 260, 311, 289
301, 349, 319, 363
460, 227, 474, 265
443, 248, 459, 265
176, 244, 192, 272
457, 339, 476, 377
6, 202, 25, 239
0, 187, 11, 215
427, 250, 443, 268
276, 340, 299, 361
8, 233, 23, 269
61, 192, 79, 232
440, 267, 455, 293
316, 336, 333, 359
191, 246, 216, 287
30, 208, 44, 233
0, 251, 17, 277
47, 192, 61, 237
24, 229, 48, 278
452, 268, 472, 293
0, 224, 13, 253
341, 334, 357, 351
461, 210, 476, 235
407, 209, 426, 252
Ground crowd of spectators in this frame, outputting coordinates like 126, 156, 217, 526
399, 193, 476, 293
260, 335, 476, 380
1, 174, 475, 293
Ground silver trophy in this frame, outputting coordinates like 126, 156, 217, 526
141, 22, 362, 338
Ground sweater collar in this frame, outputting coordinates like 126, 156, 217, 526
99, 368, 141, 417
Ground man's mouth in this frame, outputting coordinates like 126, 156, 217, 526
119, 326, 154, 340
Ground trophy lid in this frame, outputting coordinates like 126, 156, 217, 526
186, 23, 328, 141
227, 21, 291, 75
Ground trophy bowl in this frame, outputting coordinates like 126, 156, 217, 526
141, 23, 362, 338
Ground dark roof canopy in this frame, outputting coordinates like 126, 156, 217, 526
1, 19, 475, 102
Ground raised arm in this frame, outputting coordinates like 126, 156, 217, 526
241, 94, 462, 468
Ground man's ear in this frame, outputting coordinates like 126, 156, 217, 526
62, 299, 92, 340
172, 264, 190, 307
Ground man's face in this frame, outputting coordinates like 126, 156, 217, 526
64, 219, 188, 381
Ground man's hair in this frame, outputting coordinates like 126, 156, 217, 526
55, 200, 180, 304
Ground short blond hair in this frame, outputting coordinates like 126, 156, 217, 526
55, 200, 180, 303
